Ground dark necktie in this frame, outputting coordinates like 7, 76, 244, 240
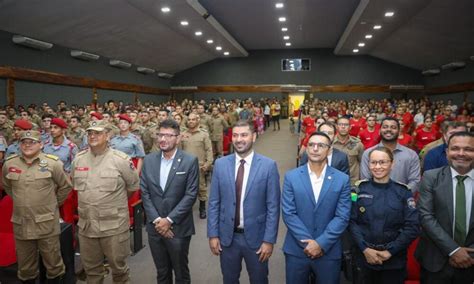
235, 159, 245, 229
454, 175, 468, 246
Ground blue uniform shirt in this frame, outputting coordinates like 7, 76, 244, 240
43, 136, 78, 173
110, 133, 145, 158
41, 130, 51, 144
349, 179, 420, 270
423, 143, 447, 172
5, 141, 20, 158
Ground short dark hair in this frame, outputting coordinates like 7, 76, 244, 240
233, 120, 255, 133
41, 113, 54, 120
337, 116, 350, 123
318, 122, 336, 134
447, 131, 473, 146
71, 115, 81, 122
381, 117, 400, 129
159, 119, 180, 135
442, 121, 466, 134
308, 131, 331, 145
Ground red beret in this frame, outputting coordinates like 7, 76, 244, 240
90, 112, 103, 120
51, 118, 68, 129
118, 114, 132, 123
14, 119, 33, 130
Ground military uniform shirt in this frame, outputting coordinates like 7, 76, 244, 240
110, 133, 146, 158
43, 137, 78, 173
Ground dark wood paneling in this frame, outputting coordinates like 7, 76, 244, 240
425, 82, 474, 95
6, 78, 15, 106
0, 66, 169, 96
186, 84, 390, 93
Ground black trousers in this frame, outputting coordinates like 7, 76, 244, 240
355, 266, 405, 284
148, 233, 191, 284
421, 264, 474, 284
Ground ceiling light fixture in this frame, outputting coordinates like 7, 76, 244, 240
283, 36, 290, 40
279, 17, 286, 22
365, 34, 372, 39
180, 21, 189, 26
206, 39, 213, 44
71, 50, 100, 61
161, 7, 170, 13
373, 25, 382, 30
353, 49, 359, 53
358, 42, 365, 47
195, 31, 202, 36
137, 67, 156, 74
285, 42, 292, 46
109, 60, 132, 69
281, 27, 288, 32
12, 35, 53, 50
384, 11, 395, 17
275, 3, 284, 8
216, 46, 222, 51
224, 52, 230, 56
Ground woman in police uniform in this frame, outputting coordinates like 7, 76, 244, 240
349, 146, 420, 284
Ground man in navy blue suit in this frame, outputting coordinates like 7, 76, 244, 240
283, 131, 351, 284
208, 120, 281, 284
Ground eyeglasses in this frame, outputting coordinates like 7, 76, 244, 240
156, 133, 178, 139
307, 142, 331, 149
20, 140, 40, 146
369, 160, 392, 166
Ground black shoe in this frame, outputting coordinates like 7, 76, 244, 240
47, 275, 65, 284
199, 201, 207, 219
21, 280, 36, 284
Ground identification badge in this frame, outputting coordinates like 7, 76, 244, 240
358, 194, 373, 199
75, 167, 89, 171
8, 167, 22, 174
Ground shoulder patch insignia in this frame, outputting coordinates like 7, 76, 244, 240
113, 150, 129, 160
45, 154, 59, 161
6, 154, 19, 161
354, 179, 369, 187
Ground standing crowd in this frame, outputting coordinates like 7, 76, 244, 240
0, 95, 473, 284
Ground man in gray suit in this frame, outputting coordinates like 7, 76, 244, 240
416, 131, 474, 283
140, 119, 199, 284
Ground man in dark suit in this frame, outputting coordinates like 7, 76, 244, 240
282, 131, 351, 284
208, 120, 280, 283
140, 119, 199, 284
299, 122, 350, 177
416, 131, 474, 283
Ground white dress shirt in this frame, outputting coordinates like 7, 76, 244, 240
308, 163, 327, 203
235, 151, 254, 229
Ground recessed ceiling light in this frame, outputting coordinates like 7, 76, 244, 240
279, 17, 286, 22
358, 42, 365, 47
161, 7, 171, 13
206, 39, 213, 44
285, 42, 292, 46
365, 34, 373, 39
224, 52, 230, 56
195, 31, 202, 36
180, 21, 189, 26
385, 11, 395, 17
373, 25, 382, 30
275, 3, 284, 8
216, 46, 222, 51
283, 36, 290, 40
281, 27, 288, 32
353, 49, 359, 53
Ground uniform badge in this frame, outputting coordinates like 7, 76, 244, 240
359, 207, 365, 213
177, 158, 181, 163
328, 176, 332, 180
92, 121, 97, 126
407, 197, 416, 209
39, 160, 48, 167
26, 131, 32, 137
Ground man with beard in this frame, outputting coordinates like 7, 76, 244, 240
360, 117, 421, 193
141, 119, 199, 283
416, 132, 474, 283
208, 120, 280, 283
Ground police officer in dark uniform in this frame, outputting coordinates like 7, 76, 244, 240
349, 146, 420, 284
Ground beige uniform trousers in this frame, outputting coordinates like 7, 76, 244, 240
198, 169, 208, 201
211, 139, 223, 157
15, 235, 65, 280
79, 231, 130, 284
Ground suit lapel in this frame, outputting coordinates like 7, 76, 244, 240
163, 150, 183, 192
314, 166, 334, 212
244, 154, 261, 201
156, 151, 164, 194
227, 155, 237, 201
442, 167, 454, 231
300, 166, 317, 208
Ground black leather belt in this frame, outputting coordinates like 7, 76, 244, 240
234, 228, 245, 233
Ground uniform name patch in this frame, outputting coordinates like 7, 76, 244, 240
8, 167, 21, 173
358, 194, 373, 199
75, 167, 89, 171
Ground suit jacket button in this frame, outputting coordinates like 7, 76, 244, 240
233, 202, 236, 205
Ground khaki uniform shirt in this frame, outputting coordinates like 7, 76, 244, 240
199, 113, 212, 131
209, 115, 229, 141
72, 148, 139, 238
181, 129, 213, 170
67, 127, 86, 148
2, 153, 72, 240
0, 124, 13, 144
333, 136, 365, 186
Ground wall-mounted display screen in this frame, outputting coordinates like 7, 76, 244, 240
281, 58, 311, 71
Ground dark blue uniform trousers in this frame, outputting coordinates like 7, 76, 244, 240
285, 253, 341, 284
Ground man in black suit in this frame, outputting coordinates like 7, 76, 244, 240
299, 122, 350, 177
140, 119, 199, 284
416, 131, 474, 283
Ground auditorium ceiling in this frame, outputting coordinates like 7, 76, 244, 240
0, 0, 472, 73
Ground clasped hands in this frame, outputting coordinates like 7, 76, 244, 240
154, 218, 174, 239
449, 247, 474, 269
208, 238, 273, 263
363, 248, 392, 265
301, 239, 324, 259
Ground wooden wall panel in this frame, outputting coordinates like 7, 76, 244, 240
425, 82, 474, 95
6, 78, 15, 106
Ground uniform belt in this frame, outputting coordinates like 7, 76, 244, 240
234, 228, 245, 233
366, 243, 389, 251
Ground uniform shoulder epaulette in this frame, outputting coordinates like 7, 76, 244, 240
113, 150, 129, 160
354, 179, 369, 187
393, 181, 411, 190
45, 154, 59, 161
199, 128, 208, 133
5, 154, 19, 161
76, 149, 89, 156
